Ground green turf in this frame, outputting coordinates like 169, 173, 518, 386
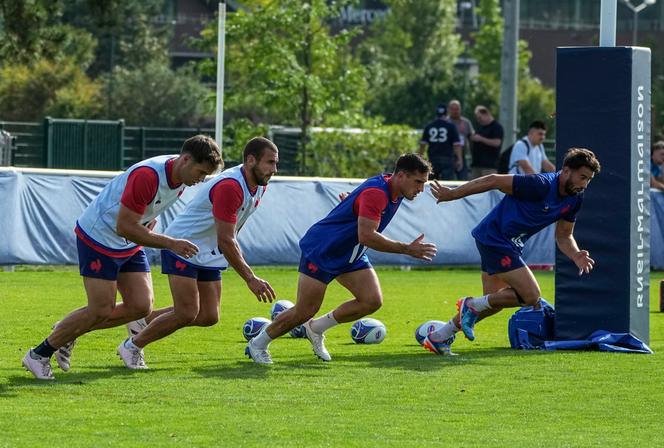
1, 267, 663, 447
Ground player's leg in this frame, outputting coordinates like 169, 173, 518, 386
189, 277, 222, 327
91, 250, 153, 330
300, 267, 381, 361
24, 276, 118, 379
247, 271, 328, 364
119, 274, 202, 369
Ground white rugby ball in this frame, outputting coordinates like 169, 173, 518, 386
350, 318, 386, 344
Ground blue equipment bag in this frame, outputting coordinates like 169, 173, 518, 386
508, 298, 555, 350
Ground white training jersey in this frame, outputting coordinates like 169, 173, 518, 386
76, 155, 185, 252
164, 164, 265, 269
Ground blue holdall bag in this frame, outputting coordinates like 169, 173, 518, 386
508, 298, 555, 349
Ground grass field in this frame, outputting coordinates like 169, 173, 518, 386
1, 267, 663, 447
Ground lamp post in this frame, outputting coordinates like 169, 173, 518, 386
622, 0, 657, 45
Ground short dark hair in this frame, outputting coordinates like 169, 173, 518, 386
474, 105, 489, 115
181, 135, 222, 168
653, 141, 664, 151
394, 153, 431, 175
563, 147, 601, 174
243, 137, 278, 162
528, 120, 546, 131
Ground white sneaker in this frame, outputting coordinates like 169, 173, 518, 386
302, 320, 331, 361
117, 339, 148, 370
23, 350, 55, 380
245, 339, 273, 364
55, 339, 77, 372
126, 318, 148, 337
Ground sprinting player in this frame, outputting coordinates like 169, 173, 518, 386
423, 147, 600, 355
118, 137, 278, 368
23, 135, 222, 379
246, 153, 437, 364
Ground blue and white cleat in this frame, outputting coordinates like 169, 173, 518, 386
457, 297, 479, 341
245, 339, 273, 365
422, 334, 456, 356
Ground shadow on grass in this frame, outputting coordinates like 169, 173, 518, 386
189, 346, 548, 381
0, 365, 176, 396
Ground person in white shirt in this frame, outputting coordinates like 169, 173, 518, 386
508, 120, 556, 174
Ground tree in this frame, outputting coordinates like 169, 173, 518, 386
468, 0, 555, 139
0, 59, 103, 121
103, 61, 209, 127
197, 0, 368, 174
360, 0, 463, 127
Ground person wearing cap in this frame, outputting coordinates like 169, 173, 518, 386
418, 104, 462, 180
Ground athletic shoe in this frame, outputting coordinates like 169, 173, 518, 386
457, 297, 479, 341
302, 320, 331, 361
22, 350, 55, 380
126, 318, 147, 337
245, 339, 273, 365
422, 333, 457, 356
117, 339, 148, 370
55, 339, 77, 372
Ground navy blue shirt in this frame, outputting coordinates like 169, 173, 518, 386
420, 118, 461, 161
472, 172, 583, 252
299, 175, 402, 274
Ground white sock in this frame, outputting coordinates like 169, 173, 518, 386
124, 337, 140, 351
252, 328, 273, 350
431, 319, 459, 341
309, 312, 339, 334
468, 295, 491, 313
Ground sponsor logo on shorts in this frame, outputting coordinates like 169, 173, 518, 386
500, 256, 512, 268
561, 204, 571, 215
307, 262, 319, 273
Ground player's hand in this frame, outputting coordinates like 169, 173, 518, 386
455, 158, 463, 171
470, 134, 481, 142
339, 191, 351, 201
146, 219, 157, 231
169, 239, 199, 259
572, 250, 594, 276
405, 233, 437, 261
247, 276, 276, 303
430, 181, 456, 203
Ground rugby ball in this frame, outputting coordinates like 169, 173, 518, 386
242, 317, 271, 341
350, 318, 386, 344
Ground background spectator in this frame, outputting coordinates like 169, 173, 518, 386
447, 99, 474, 180
508, 120, 556, 174
470, 106, 503, 179
418, 104, 462, 180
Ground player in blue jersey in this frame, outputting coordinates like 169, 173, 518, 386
246, 153, 437, 364
423, 147, 601, 355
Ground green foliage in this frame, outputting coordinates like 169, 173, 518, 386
61, 0, 171, 74
0, 1, 97, 68
221, 118, 270, 164
0, 59, 103, 121
469, 0, 553, 137
360, 0, 463, 127
103, 61, 210, 127
306, 124, 417, 178
197, 0, 368, 174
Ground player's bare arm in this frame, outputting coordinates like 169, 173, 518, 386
215, 219, 275, 303
357, 216, 436, 261
431, 174, 514, 203
116, 205, 198, 258
555, 219, 594, 275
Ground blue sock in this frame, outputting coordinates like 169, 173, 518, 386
33, 339, 57, 358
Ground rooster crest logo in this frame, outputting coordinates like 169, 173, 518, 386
90, 259, 102, 273
175, 260, 187, 271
